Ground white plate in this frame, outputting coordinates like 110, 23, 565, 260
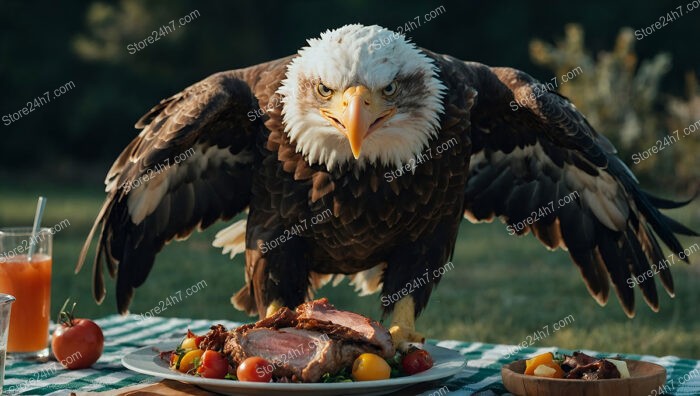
122, 341, 465, 396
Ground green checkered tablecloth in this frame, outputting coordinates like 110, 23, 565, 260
3, 315, 699, 395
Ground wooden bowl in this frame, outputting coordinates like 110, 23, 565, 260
501, 358, 666, 396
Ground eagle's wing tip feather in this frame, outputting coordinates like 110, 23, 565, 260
460, 61, 697, 317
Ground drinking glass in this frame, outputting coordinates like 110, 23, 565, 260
0, 293, 16, 394
0, 228, 53, 359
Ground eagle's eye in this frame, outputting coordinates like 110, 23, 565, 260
316, 83, 333, 99
382, 81, 398, 97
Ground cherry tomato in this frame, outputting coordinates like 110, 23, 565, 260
178, 349, 204, 373
197, 350, 230, 379
182, 330, 205, 349
236, 356, 273, 382
402, 348, 433, 375
51, 300, 104, 370
352, 353, 391, 381
180, 337, 198, 351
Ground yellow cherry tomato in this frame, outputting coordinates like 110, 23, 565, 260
178, 349, 204, 373
352, 353, 391, 381
180, 337, 198, 351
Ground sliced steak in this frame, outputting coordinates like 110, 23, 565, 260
224, 327, 362, 382
294, 318, 372, 345
251, 306, 370, 345
296, 298, 394, 357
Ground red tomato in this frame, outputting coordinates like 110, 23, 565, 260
236, 356, 273, 382
402, 349, 433, 375
51, 300, 104, 370
197, 350, 230, 379
52, 318, 104, 369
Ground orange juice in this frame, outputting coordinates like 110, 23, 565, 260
0, 254, 52, 352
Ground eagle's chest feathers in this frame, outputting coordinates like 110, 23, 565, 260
265, 127, 469, 266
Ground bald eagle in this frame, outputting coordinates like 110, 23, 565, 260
77, 24, 696, 345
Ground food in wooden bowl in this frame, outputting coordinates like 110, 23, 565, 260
522, 352, 627, 380
502, 352, 666, 396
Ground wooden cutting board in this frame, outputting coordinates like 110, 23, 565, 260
70, 380, 218, 395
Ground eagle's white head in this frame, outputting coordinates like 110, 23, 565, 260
278, 24, 446, 171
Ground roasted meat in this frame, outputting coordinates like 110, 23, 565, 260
224, 327, 365, 382
197, 324, 228, 351
296, 298, 394, 357
561, 352, 621, 380
199, 299, 395, 382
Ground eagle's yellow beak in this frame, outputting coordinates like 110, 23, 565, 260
320, 85, 396, 159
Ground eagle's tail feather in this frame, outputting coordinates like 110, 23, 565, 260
213, 219, 247, 260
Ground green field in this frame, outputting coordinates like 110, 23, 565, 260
1, 179, 699, 359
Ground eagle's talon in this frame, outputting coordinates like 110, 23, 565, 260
388, 296, 424, 348
389, 325, 425, 349
265, 300, 283, 317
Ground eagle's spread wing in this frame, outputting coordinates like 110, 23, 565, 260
77, 59, 290, 313
456, 61, 697, 316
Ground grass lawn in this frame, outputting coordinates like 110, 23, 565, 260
1, 177, 699, 358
